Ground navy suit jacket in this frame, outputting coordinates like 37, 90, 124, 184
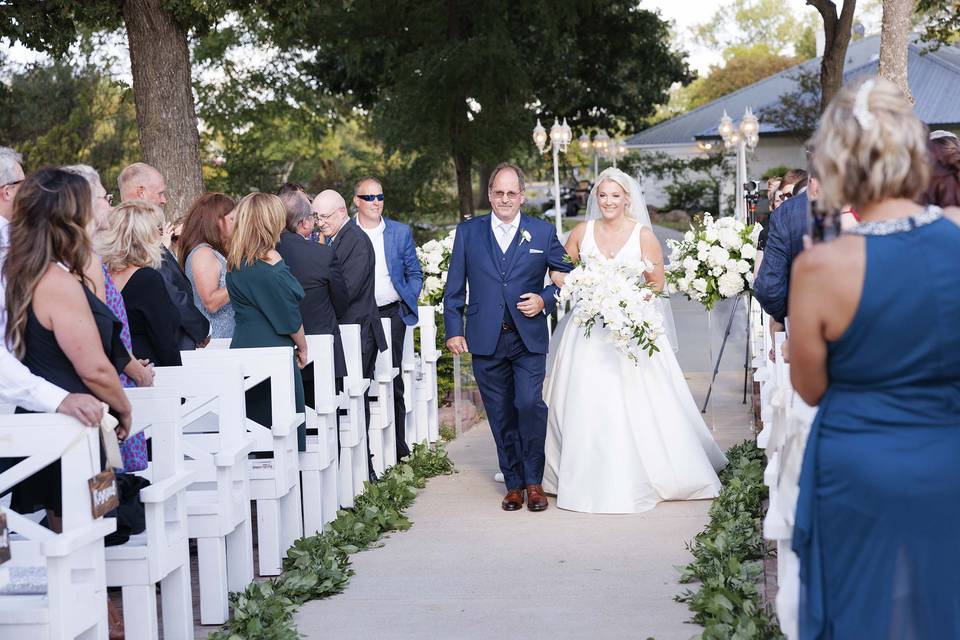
754, 191, 808, 323
159, 245, 209, 348
352, 216, 423, 325
443, 214, 570, 356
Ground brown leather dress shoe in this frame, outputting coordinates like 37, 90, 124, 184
526, 484, 548, 511
501, 488, 524, 511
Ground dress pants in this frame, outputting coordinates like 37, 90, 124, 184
378, 302, 411, 460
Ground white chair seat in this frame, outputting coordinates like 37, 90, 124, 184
0, 594, 51, 624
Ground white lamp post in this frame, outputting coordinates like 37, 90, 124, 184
718, 108, 760, 220
534, 117, 572, 237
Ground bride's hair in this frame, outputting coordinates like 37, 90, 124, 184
589, 168, 637, 222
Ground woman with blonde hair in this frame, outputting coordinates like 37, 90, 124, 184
226, 192, 308, 450
98, 200, 182, 367
789, 78, 960, 639
178, 192, 237, 338
541, 168, 725, 514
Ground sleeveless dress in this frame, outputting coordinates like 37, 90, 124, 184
11, 274, 130, 515
793, 207, 960, 639
186, 243, 235, 339
543, 221, 726, 513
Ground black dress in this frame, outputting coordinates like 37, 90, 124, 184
9, 285, 130, 516
120, 266, 183, 366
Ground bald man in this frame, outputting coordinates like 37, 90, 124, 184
313, 189, 386, 482
118, 162, 209, 349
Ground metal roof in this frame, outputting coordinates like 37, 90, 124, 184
626, 35, 960, 147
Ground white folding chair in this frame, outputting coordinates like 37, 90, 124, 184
337, 325, 370, 508
107, 386, 195, 640
401, 324, 417, 453
368, 318, 397, 476
0, 416, 115, 640
181, 346, 303, 577
415, 306, 441, 444
299, 334, 341, 536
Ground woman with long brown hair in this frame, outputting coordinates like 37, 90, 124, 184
3, 168, 132, 521
178, 192, 236, 338
226, 192, 308, 450
921, 131, 960, 208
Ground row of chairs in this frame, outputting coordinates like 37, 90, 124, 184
0, 306, 442, 639
750, 300, 816, 640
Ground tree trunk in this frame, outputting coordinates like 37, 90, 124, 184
453, 148, 475, 220
477, 163, 493, 211
808, 0, 858, 113
122, 0, 204, 220
880, 0, 916, 102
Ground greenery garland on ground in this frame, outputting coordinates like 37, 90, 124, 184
209, 443, 455, 640
676, 440, 783, 639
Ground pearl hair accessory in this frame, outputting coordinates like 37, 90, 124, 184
853, 79, 876, 131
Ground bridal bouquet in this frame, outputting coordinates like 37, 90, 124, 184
417, 228, 457, 308
664, 214, 762, 311
557, 258, 665, 362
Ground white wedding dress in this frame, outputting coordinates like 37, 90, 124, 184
543, 220, 727, 513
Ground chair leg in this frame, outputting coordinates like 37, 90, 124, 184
197, 536, 229, 625
322, 463, 340, 525
280, 484, 303, 552
121, 584, 159, 640
226, 516, 255, 592
339, 446, 355, 508
301, 469, 324, 537
160, 544, 195, 639
256, 498, 283, 576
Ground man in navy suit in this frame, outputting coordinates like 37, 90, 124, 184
353, 176, 423, 461
443, 163, 570, 512
754, 179, 818, 325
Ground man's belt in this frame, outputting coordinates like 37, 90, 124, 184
378, 301, 401, 314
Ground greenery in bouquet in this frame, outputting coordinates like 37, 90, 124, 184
558, 258, 666, 361
665, 214, 762, 311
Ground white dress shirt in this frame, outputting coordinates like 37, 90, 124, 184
358, 217, 402, 307
0, 216, 68, 412
491, 213, 520, 253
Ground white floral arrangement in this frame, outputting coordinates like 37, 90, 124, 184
417, 228, 456, 308
665, 214, 762, 311
557, 258, 665, 362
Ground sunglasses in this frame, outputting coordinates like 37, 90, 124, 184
357, 194, 384, 202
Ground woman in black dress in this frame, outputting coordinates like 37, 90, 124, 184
98, 200, 182, 366
2, 168, 132, 525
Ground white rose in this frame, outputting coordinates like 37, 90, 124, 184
740, 243, 757, 260
697, 240, 711, 253
717, 270, 745, 298
692, 278, 708, 293
718, 227, 743, 250
423, 239, 441, 253
737, 259, 750, 274
704, 227, 719, 243
708, 245, 730, 267
717, 216, 736, 229
725, 258, 739, 273
684, 230, 695, 242
682, 256, 699, 272
425, 275, 443, 293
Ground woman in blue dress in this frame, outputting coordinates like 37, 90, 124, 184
789, 78, 960, 639
225, 193, 308, 450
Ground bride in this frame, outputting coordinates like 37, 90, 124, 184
543, 168, 727, 514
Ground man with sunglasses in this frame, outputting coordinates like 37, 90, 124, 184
352, 177, 422, 462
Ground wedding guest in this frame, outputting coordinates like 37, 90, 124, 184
178, 192, 237, 338
118, 162, 209, 348
766, 176, 782, 212
227, 193, 308, 450
64, 164, 153, 473
313, 188, 387, 480
790, 78, 960, 639
3, 168, 132, 522
921, 130, 960, 208
276, 188, 348, 379
353, 176, 422, 461
0, 149, 103, 425
98, 200, 182, 367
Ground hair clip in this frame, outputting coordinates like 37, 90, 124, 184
853, 79, 876, 131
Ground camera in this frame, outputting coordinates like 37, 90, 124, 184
744, 180, 763, 194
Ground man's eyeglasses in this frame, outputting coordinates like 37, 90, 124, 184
101, 193, 114, 205
314, 211, 337, 221
492, 190, 521, 201
357, 193, 384, 202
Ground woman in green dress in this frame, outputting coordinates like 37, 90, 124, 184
225, 192, 309, 450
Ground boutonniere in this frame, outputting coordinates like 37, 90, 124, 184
519, 229, 532, 246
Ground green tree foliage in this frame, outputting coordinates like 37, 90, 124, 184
918, 0, 960, 46
694, 0, 820, 59
686, 47, 800, 109
242, 0, 690, 219
758, 67, 821, 140
0, 52, 140, 190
